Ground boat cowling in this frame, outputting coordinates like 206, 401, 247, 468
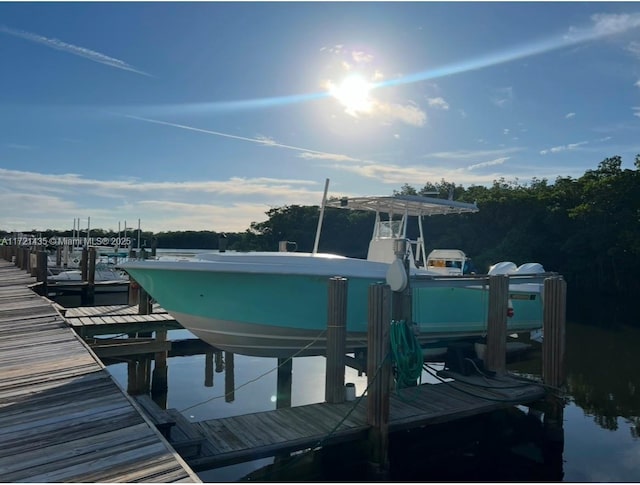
488, 261, 517, 275
514, 262, 545, 274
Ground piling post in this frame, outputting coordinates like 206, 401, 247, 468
542, 276, 566, 389
152, 329, 169, 395
62, 243, 69, 268
325, 276, 348, 404
36, 250, 48, 296
151, 237, 157, 258
128, 278, 139, 306
138, 287, 151, 315
218, 233, 228, 253
215, 350, 224, 373
80, 247, 88, 282
55, 245, 62, 266
485, 274, 509, 375
367, 283, 391, 477
15, 247, 22, 268
224, 352, 235, 402
276, 357, 293, 409
84, 246, 96, 305
205, 351, 214, 387
29, 249, 37, 277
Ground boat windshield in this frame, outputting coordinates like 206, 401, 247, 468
377, 220, 403, 238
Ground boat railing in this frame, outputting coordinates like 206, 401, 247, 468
409, 272, 559, 289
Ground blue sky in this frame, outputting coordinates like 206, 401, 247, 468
2, 2, 640, 233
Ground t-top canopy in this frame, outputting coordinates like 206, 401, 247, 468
325, 195, 479, 217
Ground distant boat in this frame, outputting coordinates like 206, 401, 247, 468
121, 194, 546, 358
48, 265, 129, 294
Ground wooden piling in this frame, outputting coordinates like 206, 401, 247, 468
276, 357, 293, 409
36, 250, 48, 296
367, 283, 391, 476
225, 352, 235, 403
542, 276, 566, 389
128, 278, 140, 306
151, 237, 157, 257
205, 351, 214, 387
55, 246, 62, 266
29, 250, 37, 277
152, 330, 169, 395
138, 287, 152, 315
325, 276, 348, 404
83, 246, 96, 305
215, 350, 224, 373
80, 247, 88, 281
485, 274, 509, 375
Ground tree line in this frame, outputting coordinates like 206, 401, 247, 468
3, 155, 639, 324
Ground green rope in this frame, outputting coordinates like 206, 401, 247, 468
390, 319, 424, 389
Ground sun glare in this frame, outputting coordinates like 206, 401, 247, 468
328, 74, 373, 116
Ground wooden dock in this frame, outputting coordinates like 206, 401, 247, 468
0, 261, 200, 482
179, 372, 545, 471
62, 302, 183, 337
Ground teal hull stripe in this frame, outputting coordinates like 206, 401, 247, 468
126, 268, 543, 335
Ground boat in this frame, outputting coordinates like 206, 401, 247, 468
120, 194, 547, 358
48, 264, 129, 295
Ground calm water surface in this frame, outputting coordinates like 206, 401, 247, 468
100, 321, 640, 482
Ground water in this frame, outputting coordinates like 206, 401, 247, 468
51, 248, 640, 480
96, 322, 640, 481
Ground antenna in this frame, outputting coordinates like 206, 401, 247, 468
312, 178, 330, 255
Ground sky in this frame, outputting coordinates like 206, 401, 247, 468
2, 2, 640, 234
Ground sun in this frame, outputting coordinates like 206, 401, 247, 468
327, 74, 373, 116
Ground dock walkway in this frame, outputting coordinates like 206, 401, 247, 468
0, 261, 200, 482
186, 372, 545, 471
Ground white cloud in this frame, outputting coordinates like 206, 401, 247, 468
503, 128, 510, 135
634, 107, 640, 117
0, 25, 151, 76
426, 97, 450, 110
565, 112, 576, 119
0, 169, 328, 232
426, 147, 523, 160
373, 101, 427, 127
6, 143, 34, 150
540, 140, 589, 155
255, 135, 277, 146
467, 157, 510, 171
297, 152, 360, 162
627, 41, 640, 58
352, 51, 374, 63
590, 13, 640, 37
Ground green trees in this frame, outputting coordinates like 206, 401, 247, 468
2, 155, 637, 323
